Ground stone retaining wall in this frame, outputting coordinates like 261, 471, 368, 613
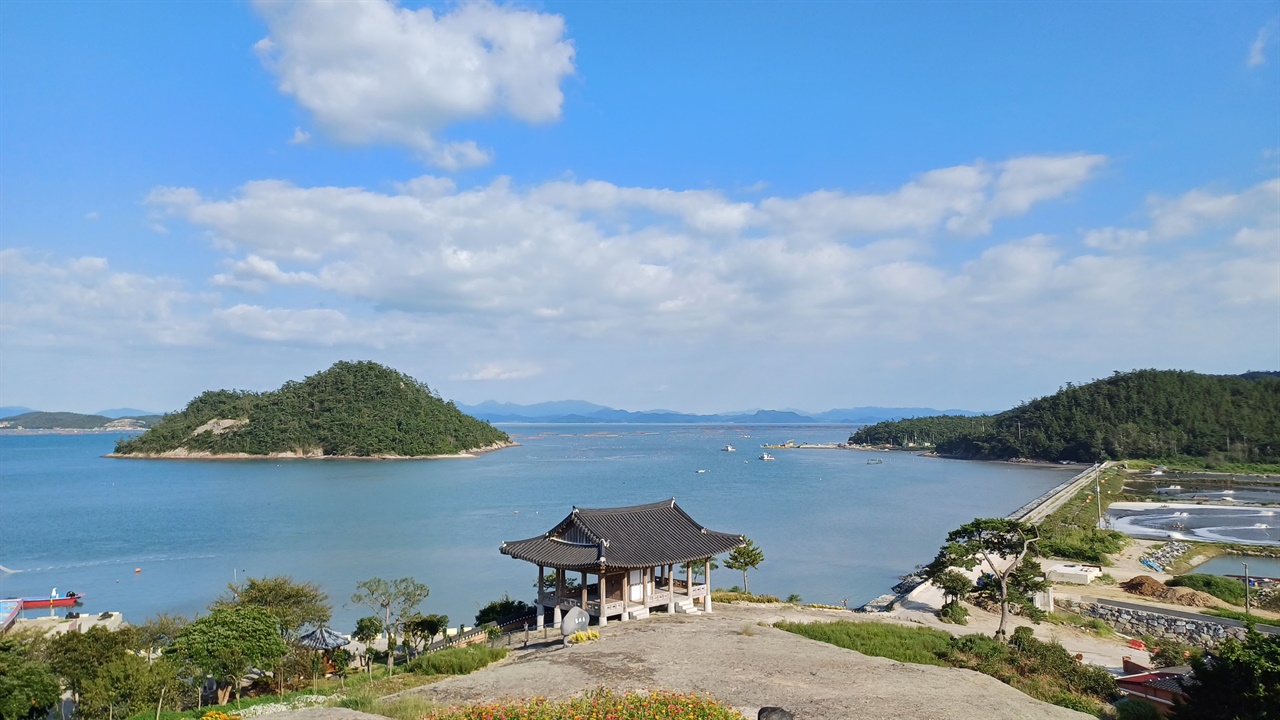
1055, 598, 1251, 648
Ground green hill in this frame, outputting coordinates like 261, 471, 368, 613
0, 411, 158, 430
112, 361, 510, 458
850, 370, 1280, 465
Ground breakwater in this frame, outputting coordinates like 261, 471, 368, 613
1008, 462, 1105, 523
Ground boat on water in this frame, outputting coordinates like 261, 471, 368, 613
866, 458, 884, 465
759, 452, 775, 461
12, 591, 84, 610
722, 444, 736, 452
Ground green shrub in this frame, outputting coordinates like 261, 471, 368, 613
948, 633, 1009, 663
1049, 693, 1096, 713
939, 601, 969, 625
775, 620, 952, 666
404, 646, 507, 676
711, 590, 780, 604
1166, 574, 1246, 605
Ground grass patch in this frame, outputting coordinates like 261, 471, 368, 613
1166, 574, 1247, 605
939, 602, 969, 625
1044, 610, 1115, 638
774, 620, 952, 666
404, 646, 507, 676
1202, 607, 1255, 622
423, 688, 741, 719
779, 621, 1116, 713
711, 590, 780, 604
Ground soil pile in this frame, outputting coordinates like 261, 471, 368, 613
1121, 575, 1220, 607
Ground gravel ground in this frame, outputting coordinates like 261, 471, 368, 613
385, 603, 1090, 720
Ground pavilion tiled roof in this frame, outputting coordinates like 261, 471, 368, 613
500, 499, 745, 571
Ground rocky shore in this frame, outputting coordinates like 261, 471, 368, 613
105, 440, 518, 460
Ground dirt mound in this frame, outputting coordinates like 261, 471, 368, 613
1121, 575, 1167, 597
1121, 575, 1220, 607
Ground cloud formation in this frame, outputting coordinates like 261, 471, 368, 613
253, 0, 575, 167
1250, 20, 1276, 67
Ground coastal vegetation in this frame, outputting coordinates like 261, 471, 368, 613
112, 361, 508, 458
1165, 574, 1248, 606
1171, 627, 1280, 720
851, 370, 1280, 465
776, 621, 1117, 713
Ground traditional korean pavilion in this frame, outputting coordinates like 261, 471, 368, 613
500, 499, 745, 627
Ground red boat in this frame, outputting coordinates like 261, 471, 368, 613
15, 591, 84, 609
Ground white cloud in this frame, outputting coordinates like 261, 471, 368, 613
450, 363, 542, 381
289, 127, 311, 144
253, 0, 575, 167
211, 254, 318, 292
1149, 178, 1280, 239
1082, 227, 1150, 251
85, 211, 99, 221
1249, 20, 1276, 67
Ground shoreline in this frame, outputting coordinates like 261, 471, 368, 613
103, 440, 519, 461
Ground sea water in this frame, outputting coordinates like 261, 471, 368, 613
0, 426, 1069, 631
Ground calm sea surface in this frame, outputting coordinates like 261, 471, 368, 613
0, 426, 1070, 631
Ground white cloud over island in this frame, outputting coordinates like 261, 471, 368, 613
253, 0, 576, 168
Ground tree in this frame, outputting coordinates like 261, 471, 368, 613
351, 577, 430, 674
682, 557, 719, 583
725, 538, 764, 594
352, 617, 382, 678
1171, 626, 1280, 720
0, 635, 59, 720
475, 594, 534, 626
407, 614, 447, 650
925, 518, 1046, 637
49, 626, 137, 705
172, 606, 287, 704
214, 576, 332, 639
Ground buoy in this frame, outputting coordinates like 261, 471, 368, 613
135, 568, 141, 573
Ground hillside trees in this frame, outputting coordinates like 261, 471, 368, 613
725, 538, 765, 594
854, 370, 1280, 463
171, 606, 287, 705
114, 361, 508, 457
351, 576, 430, 674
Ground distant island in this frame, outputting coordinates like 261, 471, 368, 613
0, 411, 161, 431
110, 361, 512, 459
850, 369, 1280, 468
453, 401, 986, 425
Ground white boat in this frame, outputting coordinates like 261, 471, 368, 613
722, 444, 736, 452
759, 452, 775, 461
866, 458, 884, 465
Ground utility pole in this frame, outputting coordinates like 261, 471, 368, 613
1244, 562, 1251, 614
1095, 467, 1103, 530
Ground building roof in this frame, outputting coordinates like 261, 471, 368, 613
500, 498, 745, 571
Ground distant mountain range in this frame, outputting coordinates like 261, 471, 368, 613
455, 401, 985, 425
1, 400, 986, 430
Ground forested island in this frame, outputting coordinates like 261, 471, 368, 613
111, 361, 511, 459
850, 370, 1280, 467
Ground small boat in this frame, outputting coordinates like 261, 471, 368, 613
14, 591, 84, 610
866, 458, 884, 465
759, 452, 775, 461
696, 469, 709, 474
722, 444, 736, 452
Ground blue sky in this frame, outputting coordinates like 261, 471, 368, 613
1, 1, 1277, 415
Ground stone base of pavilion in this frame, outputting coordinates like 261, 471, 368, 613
535, 565, 713, 629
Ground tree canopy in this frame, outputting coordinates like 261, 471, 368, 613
851, 370, 1280, 463
351, 576, 430, 673
925, 518, 1046, 637
171, 606, 287, 704
114, 361, 509, 457
214, 575, 332, 638
1172, 626, 1280, 719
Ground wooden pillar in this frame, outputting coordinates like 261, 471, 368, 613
621, 571, 629, 621
666, 563, 674, 613
580, 570, 587, 611
703, 559, 712, 612
686, 562, 693, 601
599, 572, 608, 626
642, 567, 650, 610
536, 565, 545, 630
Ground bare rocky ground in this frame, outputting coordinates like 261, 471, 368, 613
386, 603, 1090, 720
